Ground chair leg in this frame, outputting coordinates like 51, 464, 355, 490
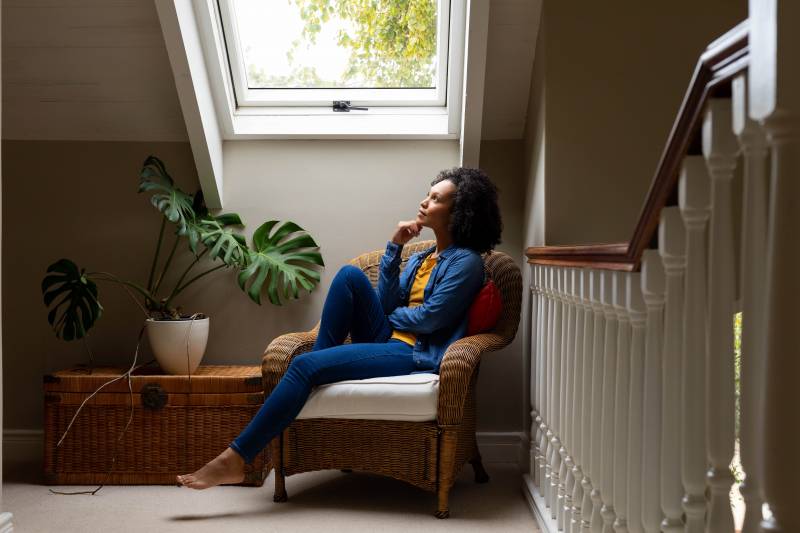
271, 437, 288, 502
436, 486, 451, 519
469, 456, 490, 483
436, 428, 458, 519
469, 435, 490, 483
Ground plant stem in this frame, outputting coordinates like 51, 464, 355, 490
146, 217, 167, 292
87, 272, 154, 316
168, 248, 208, 300
152, 234, 181, 297
163, 263, 226, 310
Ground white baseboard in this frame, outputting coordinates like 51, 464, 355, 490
0, 512, 13, 533
476, 431, 529, 467
3, 429, 527, 468
3, 430, 43, 467
522, 473, 557, 533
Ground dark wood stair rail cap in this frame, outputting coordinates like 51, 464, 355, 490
526, 20, 749, 273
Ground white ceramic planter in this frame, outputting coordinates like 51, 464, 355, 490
145, 316, 210, 375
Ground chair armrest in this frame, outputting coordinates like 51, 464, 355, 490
261, 324, 319, 395
436, 332, 506, 426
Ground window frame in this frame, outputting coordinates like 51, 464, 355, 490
192, 0, 467, 139
217, 0, 452, 108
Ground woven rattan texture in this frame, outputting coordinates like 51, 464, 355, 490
261, 241, 522, 516
43, 366, 269, 486
283, 419, 440, 491
45, 365, 263, 394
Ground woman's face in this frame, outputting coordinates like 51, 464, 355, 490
416, 179, 456, 232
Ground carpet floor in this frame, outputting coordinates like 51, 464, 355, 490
3, 460, 540, 533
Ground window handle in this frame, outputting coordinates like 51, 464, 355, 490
333, 100, 369, 112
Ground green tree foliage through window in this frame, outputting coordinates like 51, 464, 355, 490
248, 0, 438, 89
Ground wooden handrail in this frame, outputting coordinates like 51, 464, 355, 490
526, 20, 749, 271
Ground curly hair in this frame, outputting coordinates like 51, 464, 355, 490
431, 167, 502, 254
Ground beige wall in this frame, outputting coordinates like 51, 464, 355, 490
3, 141, 201, 429
541, 0, 746, 245
520, 14, 547, 457
475, 139, 526, 431
518, 1, 745, 461
2, 138, 528, 434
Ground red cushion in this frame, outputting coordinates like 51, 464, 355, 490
467, 279, 503, 336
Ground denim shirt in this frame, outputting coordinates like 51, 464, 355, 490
377, 241, 485, 374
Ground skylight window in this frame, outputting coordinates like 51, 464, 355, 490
217, 0, 451, 107
163, 0, 470, 139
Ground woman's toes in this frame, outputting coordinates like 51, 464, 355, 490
186, 479, 209, 490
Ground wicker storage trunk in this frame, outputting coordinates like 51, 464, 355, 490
43, 365, 270, 486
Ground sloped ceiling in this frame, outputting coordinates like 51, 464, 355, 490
1, 0, 540, 141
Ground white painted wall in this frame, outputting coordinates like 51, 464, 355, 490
540, 0, 746, 246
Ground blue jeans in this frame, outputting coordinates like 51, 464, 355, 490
230, 265, 416, 464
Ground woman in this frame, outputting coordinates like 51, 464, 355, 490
177, 166, 502, 489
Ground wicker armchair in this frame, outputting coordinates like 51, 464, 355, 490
261, 240, 522, 518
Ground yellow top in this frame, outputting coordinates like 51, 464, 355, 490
390, 254, 438, 346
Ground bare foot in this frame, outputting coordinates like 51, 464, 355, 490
176, 447, 246, 489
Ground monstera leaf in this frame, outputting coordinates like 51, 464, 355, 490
138, 156, 195, 234
237, 221, 324, 305
192, 214, 248, 267
42, 259, 102, 341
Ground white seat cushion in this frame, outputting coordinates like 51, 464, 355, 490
296, 373, 440, 422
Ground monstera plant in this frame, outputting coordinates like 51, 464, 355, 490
42, 156, 324, 373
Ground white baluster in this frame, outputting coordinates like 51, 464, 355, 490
590, 270, 607, 533
626, 273, 646, 533
658, 206, 687, 533
543, 266, 554, 508
732, 74, 768, 533
679, 156, 712, 533
532, 267, 543, 487
748, 5, 800, 528
564, 269, 578, 533
613, 272, 632, 533
557, 268, 572, 530
702, 98, 738, 532
600, 271, 619, 533
571, 270, 587, 533
581, 270, 600, 532
551, 267, 564, 520
539, 267, 550, 501
641, 250, 666, 533
537, 266, 550, 495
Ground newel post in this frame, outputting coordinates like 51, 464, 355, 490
748, 1, 800, 531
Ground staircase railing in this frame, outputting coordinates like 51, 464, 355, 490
523, 15, 798, 533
